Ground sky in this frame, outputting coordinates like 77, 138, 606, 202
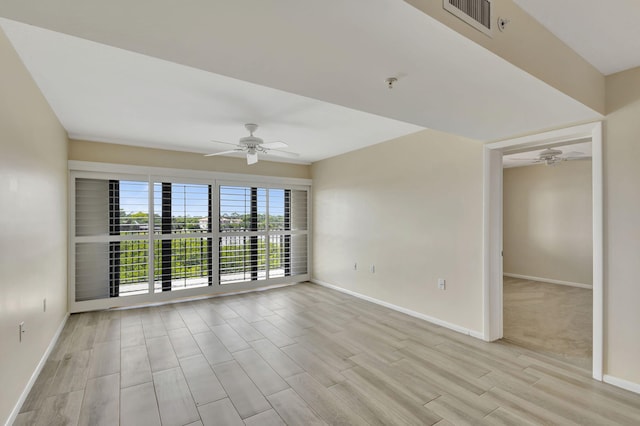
118, 181, 284, 217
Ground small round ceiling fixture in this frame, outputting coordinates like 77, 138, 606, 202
385, 77, 398, 89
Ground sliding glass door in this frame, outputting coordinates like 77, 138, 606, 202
70, 171, 310, 312
218, 185, 308, 285
74, 178, 151, 301
153, 181, 213, 293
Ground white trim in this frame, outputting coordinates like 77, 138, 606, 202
483, 147, 504, 342
68, 160, 312, 186
311, 279, 484, 339
111, 282, 299, 311
5, 313, 69, 426
483, 121, 603, 381
503, 273, 592, 289
485, 122, 600, 151
306, 186, 313, 279
591, 124, 604, 381
603, 375, 640, 395
68, 173, 76, 311
70, 275, 309, 313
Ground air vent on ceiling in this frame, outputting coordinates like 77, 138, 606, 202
444, 0, 492, 37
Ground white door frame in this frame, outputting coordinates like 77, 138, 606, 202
482, 121, 603, 381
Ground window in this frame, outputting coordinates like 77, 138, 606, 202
71, 169, 309, 309
153, 182, 213, 293
219, 185, 308, 284
75, 178, 150, 300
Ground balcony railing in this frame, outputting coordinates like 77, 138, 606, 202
112, 236, 288, 295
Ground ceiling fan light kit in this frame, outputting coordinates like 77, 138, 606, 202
204, 123, 300, 165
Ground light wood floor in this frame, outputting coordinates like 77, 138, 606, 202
15, 282, 640, 425
503, 276, 592, 369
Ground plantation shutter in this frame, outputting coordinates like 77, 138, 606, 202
219, 185, 308, 284
74, 178, 150, 301
153, 182, 213, 293
71, 171, 310, 310
289, 189, 309, 276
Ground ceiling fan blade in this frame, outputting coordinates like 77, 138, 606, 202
204, 149, 242, 157
261, 141, 288, 149
265, 149, 300, 158
210, 139, 239, 147
565, 156, 591, 161
562, 151, 590, 160
247, 152, 259, 165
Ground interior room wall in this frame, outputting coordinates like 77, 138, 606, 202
312, 129, 484, 333
604, 66, 640, 385
0, 27, 69, 424
503, 160, 593, 286
69, 139, 311, 179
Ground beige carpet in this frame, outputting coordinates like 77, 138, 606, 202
503, 276, 592, 369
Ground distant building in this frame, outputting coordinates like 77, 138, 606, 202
199, 217, 208, 229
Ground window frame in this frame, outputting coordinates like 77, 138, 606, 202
68, 161, 311, 313
150, 175, 216, 294
217, 181, 309, 285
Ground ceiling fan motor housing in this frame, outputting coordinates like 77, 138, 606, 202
539, 148, 562, 159
205, 122, 298, 164
240, 135, 264, 147
244, 123, 259, 134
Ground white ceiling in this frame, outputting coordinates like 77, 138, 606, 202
503, 141, 592, 168
514, 0, 640, 75
0, 18, 423, 164
0, 0, 602, 163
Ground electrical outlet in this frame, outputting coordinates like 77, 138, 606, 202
19, 322, 25, 342
370, 264, 375, 273
438, 278, 446, 290
353, 262, 358, 271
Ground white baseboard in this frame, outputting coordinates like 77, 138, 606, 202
503, 273, 592, 289
310, 279, 484, 340
5, 313, 69, 426
603, 375, 640, 395
113, 281, 298, 311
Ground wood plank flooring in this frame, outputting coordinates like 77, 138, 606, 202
15, 282, 640, 425
503, 276, 592, 369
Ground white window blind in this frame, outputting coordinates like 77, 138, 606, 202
75, 179, 150, 301
219, 185, 308, 284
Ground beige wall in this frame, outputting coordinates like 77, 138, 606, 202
69, 139, 311, 179
2, 7, 639, 410
0, 28, 68, 423
312, 129, 484, 333
503, 161, 593, 285
604, 66, 640, 384
405, 0, 605, 114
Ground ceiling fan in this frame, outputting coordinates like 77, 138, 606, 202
204, 123, 299, 165
510, 148, 589, 166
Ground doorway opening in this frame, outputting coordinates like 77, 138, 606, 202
502, 141, 593, 369
482, 122, 603, 380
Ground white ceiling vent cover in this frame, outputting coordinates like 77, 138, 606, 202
444, 0, 492, 37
